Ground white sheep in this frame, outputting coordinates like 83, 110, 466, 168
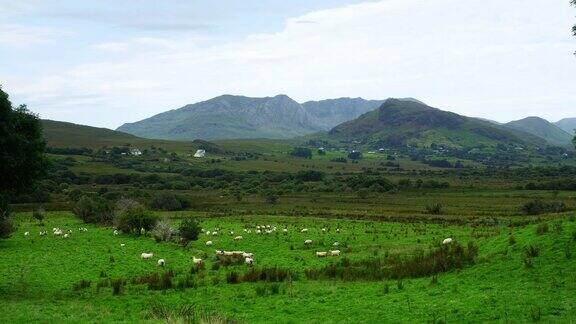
113, 230, 119, 236
224, 251, 234, 256
140, 228, 145, 235
39, 231, 47, 236
245, 257, 254, 265
242, 252, 254, 258
212, 231, 218, 236
141, 252, 154, 260
120, 243, 125, 247
192, 256, 203, 265
322, 228, 327, 233
330, 250, 341, 256
255, 229, 262, 234
282, 228, 288, 233
234, 236, 243, 241
205, 241, 213, 246
63, 233, 69, 239
24, 231, 29, 236
216, 250, 225, 255
53, 229, 63, 236
206, 230, 211, 235
333, 242, 339, 247
316, 251, 327, 257
442, 238, 453, 245
304, 239, 313, 245
301, 228, 309, 233
157, 259, 165, 267
229, 231, 234, 235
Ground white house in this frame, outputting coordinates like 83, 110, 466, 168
130, 148, 142, 156
194, 149, 206, 158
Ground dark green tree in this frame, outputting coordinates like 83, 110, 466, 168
0, 87, 48, 238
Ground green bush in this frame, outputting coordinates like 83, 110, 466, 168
179, 219, 201, 243
115, 200, 158, 234
73, 196, 114, 225
148, 193, 190, 211
522, 200, 566, 215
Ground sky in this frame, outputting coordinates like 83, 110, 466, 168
0, 0, 575, 129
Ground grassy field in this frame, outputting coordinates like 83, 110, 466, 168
2, 211, 576, 323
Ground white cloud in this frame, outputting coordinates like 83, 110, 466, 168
4, 0, 576, 128
0, 24, 71, 46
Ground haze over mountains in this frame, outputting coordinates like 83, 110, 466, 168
505, 117, 573, 147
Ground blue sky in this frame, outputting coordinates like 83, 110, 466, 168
1, 0, 575, 129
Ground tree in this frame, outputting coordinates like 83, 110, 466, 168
0, 87, 48, 238
290, 147, 312, 159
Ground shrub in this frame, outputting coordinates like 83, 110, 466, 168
425, 203, 443, 215
152, 219, 175, 242
522, 200, 566, 215
179, 219, 201, 243
73, 196, 114, 225
290, 147, 312, 159
32, 208, 45, 223
148, 193, 190, 211
536, 223, 549, 235
114, 201, 158, 234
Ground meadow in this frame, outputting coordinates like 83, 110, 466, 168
2, 210, 576, 323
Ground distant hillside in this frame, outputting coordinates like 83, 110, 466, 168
555, 118, 576, 135
302, 98, 385, 130
118, 95, 321, 141
505, 117, 573, 147
42, 120, 202, 152
328, 99, 546, 149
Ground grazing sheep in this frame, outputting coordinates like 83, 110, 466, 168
141, 252, 154, 260
206, 231, 211, 235
224, 251, 234, 256
316, 251, 327, 257
120, 243, 125, 247
336, 228, 340, 233
232, 251, 245, 256
322, 228, 327, 233
301, 228, 309, 233
53, 229, 63, 236
234, 236, 243, 241
229, 231, 234, 235
212, 231, 218, 236
24, 231, 29, 236
192, 256, 203, 265
157, 259, 165, 267
63, 233, 69, 239
282, 228, 288, 233
304, 239, 313, 245
113, 230, 119, 236
245, 257, 254, 265
255, 229, 262, 234
140, 228, 145, 235
330, 250, 341, 256
333, 242, 339, 247
39, 231, 47, 236
216, 250, 225, 255
205, 241, 213, 246
442, 238, 453, 245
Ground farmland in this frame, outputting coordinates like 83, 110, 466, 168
3, 211, 576, 323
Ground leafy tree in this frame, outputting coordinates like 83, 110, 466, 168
0, 87, 47, 238
179, 218, 201, 243
348, 151, 363, 160
290, 147, 312, 159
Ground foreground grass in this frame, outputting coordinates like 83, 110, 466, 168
1, 212, 576, 322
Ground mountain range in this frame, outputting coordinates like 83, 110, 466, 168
111, 94, 575, 148
327, 99, 547, 149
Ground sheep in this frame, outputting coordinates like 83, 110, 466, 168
255, 229, 262, 234
229, 231, 234, 235
140, 228, 146, 235
24, 231, 29, 236
53, 229, 63, 236
157, 259, 165, 267
282, 228, 288, 233
113, 230, 119, 236
304, 239, 313, 245
234, 236, 243, 241
336, 228, 340, 233
216, 250, 225, 255
63, 233, 69, 239
442, 238, 453, 245
232, 251, 245, 256
330, 250, 341, 256
333, 242, 339, 247
120, 243, 125, 247
206, 231, 211, 235
242, 252, 254, 258
205, 240, 213, 246
39, 231, 47, 236
141, 252, 154, 260
212, 231, 218, 236
245, 257, 254, 265
316, 251, 327, 257
192, 256, 203, 265
322, 228, 327, 233
301, 228, 309, 233
224, 251, 234, 256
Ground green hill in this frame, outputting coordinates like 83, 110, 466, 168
327, 99, 546, 149
506, 117, 573, 147
555, 118, 576, 136
41, 119, 203, 152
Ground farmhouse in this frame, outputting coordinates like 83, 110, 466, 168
194, 149, 206, 158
